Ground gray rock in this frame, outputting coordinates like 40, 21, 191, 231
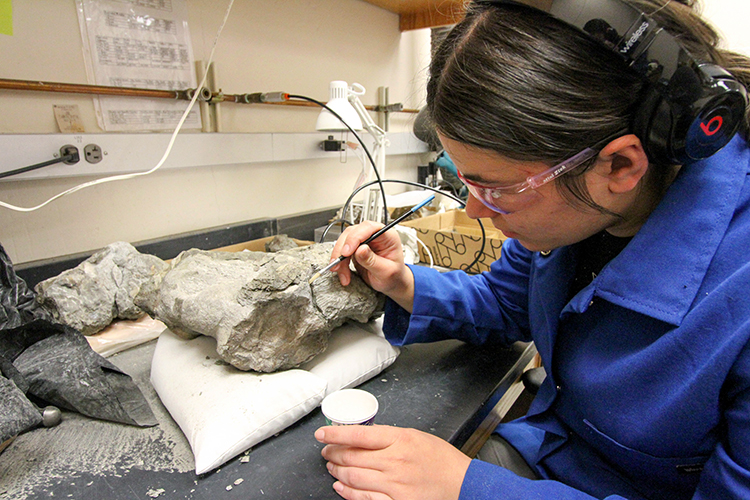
34, 242, 168, 335
135, 243, 384, 372
264, 234, 298, 253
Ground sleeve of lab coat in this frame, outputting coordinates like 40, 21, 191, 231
459, 460, 629, 500
383, 238, 534, 347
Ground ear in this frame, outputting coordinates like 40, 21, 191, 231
596, 134, 650, 194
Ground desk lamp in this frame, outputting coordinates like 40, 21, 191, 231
316, 81, 388, 223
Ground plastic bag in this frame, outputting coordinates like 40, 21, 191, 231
3, 319, 157, 427
0, 243, 49, 445
0, 244, 51, 331
0, 244, 156, 448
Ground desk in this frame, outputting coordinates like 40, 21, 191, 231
0, 335, 535, 500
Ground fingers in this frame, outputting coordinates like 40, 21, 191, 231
315, 425, 397, 450
316, 425, 470, 500
330, 222, 387, 286
351, 244, 392, 282
316, 426, 398, 484
326, 461, 389, 495
330, 479, 393, 500
332, 222, 385, 260
322, 442, 396, 500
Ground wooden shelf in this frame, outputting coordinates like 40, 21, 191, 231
360, 0, 466, 30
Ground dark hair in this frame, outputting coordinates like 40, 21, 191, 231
426, 0, 750, 212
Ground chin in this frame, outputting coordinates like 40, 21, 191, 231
510, 236, 532, 249
515, 238, 551, 253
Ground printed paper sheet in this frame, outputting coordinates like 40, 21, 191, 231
77, 0, 201, 131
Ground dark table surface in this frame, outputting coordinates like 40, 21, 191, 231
0, 336, 535, 500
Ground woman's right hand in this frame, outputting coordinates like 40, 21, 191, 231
330, 221, 415, 313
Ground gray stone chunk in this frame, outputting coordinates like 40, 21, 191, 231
34, 242, 169, 335
264, 234, 298, 253
135, 243, 384, 372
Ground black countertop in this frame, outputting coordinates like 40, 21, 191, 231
0, 336, 535, 500
5, 213, 534, 499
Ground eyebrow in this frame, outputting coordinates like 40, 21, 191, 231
462, 172, 523, 187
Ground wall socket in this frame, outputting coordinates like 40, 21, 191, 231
84, 144, 103, 164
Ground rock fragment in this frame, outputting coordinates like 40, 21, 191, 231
35, 242, 168, 335
136, 243, 383, 372
264, 234, 298, 252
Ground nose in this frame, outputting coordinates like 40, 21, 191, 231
464, 193, 500, 219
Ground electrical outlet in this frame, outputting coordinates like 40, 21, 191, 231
84, 144, 103, 164
59, 145, 80, 164
320, 135, 345, 152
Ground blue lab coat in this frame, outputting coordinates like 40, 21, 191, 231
383, 135, 750, 499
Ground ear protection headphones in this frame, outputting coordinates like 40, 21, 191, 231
480, 0, 748, 164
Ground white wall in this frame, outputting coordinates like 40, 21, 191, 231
0, 0, 433, 264
1, 0, 748, 265
702, 0, 750, 56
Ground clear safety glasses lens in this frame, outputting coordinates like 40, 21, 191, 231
458, 147, 599, 214
464, 183, 541, 214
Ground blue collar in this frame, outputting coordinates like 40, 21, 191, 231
586, 135, 750, 325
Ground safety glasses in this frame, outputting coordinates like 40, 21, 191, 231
456, 147, 600, 214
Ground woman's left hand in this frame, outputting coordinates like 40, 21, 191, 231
315, 424, 472, 500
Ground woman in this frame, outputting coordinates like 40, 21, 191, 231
314, 1, 750, 499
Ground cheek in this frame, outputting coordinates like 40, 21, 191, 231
464, 194, 500, 219
504, 200, 584, 241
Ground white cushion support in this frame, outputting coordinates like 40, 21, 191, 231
150, 318, 399, 474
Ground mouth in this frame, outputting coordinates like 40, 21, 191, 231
488, 218, 517, 239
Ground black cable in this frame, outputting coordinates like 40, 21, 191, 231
286, 94, 389, 223
438, 180, 461, 199
0, 153, 77, 180
468, 214, 487, 274
333, 179, 487, 274
318, 218, 353, 243
283, 95, 485, 272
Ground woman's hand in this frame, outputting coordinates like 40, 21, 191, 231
330, 222, 415, 312
315, 424, 471, 500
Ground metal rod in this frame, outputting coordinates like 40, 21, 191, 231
0, 78, 185, 99
0, 77, 419, 113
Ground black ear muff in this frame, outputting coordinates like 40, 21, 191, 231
678, 65, 747, 162
639, 63, 748, 164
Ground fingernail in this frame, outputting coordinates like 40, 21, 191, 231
342, 244, 350, 255
326, 462, 333, 472
314, 428, 325, 441
333, 481, 344, 493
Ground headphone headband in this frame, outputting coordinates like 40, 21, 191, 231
478, 0, 748, 164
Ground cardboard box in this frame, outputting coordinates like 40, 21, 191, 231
212, 236, 312, 253
400, 210, 506, 273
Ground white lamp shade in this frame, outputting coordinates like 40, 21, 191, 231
316, 81, 363, 131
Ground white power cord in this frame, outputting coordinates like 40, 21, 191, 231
394, 224, 434, 268
416, 236, 434, 268
0, 0, 236, 212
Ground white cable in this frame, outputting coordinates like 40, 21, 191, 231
0, 0, 236, 212
416, 235, 434, 268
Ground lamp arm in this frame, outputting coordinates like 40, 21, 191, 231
349, 93, 387, 145
348, 87, 388, 223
